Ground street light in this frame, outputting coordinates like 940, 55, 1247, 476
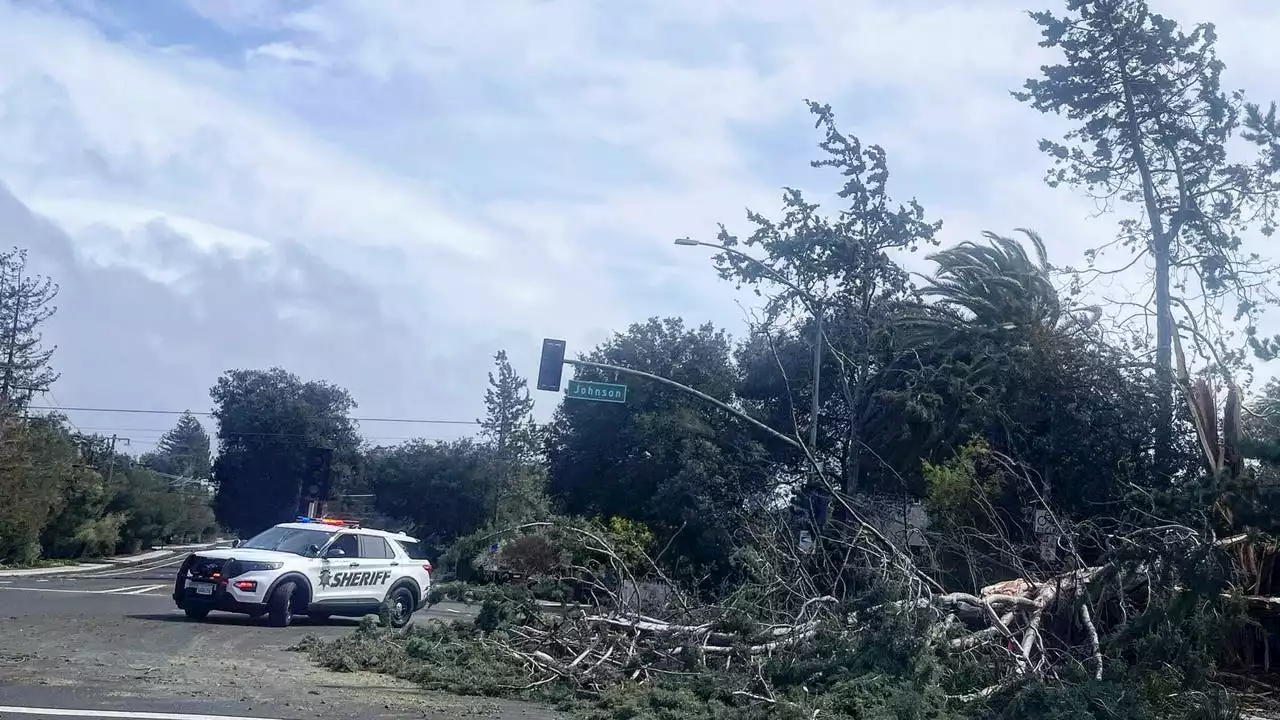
674, 237, 823, 450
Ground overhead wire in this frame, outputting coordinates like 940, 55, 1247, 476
71, 425, 454, 442
24, 405, 479, 425
26, 404, 475, 451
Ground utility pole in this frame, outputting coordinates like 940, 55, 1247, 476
807, 309, 822, 450
105, 434, 130, 485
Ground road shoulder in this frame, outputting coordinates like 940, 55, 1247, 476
0, 588, 561, 720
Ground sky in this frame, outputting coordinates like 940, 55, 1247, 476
0, 0, 1278, 453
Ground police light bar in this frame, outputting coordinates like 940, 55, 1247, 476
295, 516, 360, 528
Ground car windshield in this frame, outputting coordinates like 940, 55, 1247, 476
241, 526, 333, 556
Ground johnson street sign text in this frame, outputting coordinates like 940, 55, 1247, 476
566, 380, 627, 404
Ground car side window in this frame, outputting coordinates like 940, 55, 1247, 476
358, 535, 393, 559
393, 539, 430, 560
326, 533, 359, 558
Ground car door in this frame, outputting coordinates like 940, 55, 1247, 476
314, 531, 361, 603
352, 534, 397, 602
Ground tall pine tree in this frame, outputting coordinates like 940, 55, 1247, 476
143, 411, 213, 480
478, 350, 545, 525
0, 247, 58, 410
1016, 0, 1280, 475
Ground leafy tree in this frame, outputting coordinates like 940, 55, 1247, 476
107, 468, 217, 553
712, 100, 940, 497
210, 368, 361, 536
38, 435, 112, 558
140, 411, 212, 480
0, 247, 58, 409
0, 416, 92, 564
1016, 0, 1280, 470
478, 350, 546, 524
545, 317, 773, 587
366, 439, 497, 557
68, 432, 218, 554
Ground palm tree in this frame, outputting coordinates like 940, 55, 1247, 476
910, 229, 1098, 345
903, 230, 1098, 386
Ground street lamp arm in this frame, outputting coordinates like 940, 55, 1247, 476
673, 236, 826, 451
675, 238, 818, 312
566, 358, 803, 451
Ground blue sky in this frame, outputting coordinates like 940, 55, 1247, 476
0, 0, 1277, 450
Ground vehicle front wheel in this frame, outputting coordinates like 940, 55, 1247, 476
267, 581, 296, 627
379, 586, 415, 629
183, 606, 210, 621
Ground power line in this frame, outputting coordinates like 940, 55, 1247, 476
38, 391, 83, 434
72, 425, 455, 441
26, 405, 479, 426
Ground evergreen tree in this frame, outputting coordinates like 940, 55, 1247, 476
478, 350, 544, 524
143, 411, 213, 479
0, 247, 58, 410
479, 350, 539, 464
1016, 0, 1280, 474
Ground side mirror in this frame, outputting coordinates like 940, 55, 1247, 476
230, 539, 241, 548
324, 547, 346, 558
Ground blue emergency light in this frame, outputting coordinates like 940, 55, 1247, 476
295, 516, 360, 528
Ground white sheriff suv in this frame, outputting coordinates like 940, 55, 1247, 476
172, 516, 433, 628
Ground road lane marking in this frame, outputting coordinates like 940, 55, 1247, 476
83, 555, 184, 578
121, 584, 167, 595
97, 560, 186, 578
0, 705, 286, 720
100, 584, 163, 594
0, 586, 169, 596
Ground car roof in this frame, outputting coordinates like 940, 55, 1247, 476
272, 522, 418, 543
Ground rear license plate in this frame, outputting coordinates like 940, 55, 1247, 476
191, 582, 214, 596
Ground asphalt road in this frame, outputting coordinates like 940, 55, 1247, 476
0, 554, 556, 720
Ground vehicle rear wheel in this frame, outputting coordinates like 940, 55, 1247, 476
183, 606, 210, 621
267, 581, 296, 628
379, 585, 415, 629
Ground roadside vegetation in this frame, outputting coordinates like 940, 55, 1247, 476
0, 247, 219, 565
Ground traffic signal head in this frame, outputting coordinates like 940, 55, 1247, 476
303, 447, 334, 501
537, 338, 567, 392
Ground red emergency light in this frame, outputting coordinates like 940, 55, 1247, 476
295, 515, 361, 528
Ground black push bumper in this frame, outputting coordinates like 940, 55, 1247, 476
173, 554, 267, 615
173, 587, 267, 615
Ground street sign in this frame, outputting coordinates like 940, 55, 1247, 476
566, 379, 627, 404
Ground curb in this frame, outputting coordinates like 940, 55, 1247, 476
103, 550, 172, 564
0, 563, 110, 577
0, 542, 223, 578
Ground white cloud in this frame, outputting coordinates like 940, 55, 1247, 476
1, 0, 1279, 432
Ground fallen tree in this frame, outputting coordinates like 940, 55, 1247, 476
298, 490, 1273, 719
299, 322, 1280, 718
